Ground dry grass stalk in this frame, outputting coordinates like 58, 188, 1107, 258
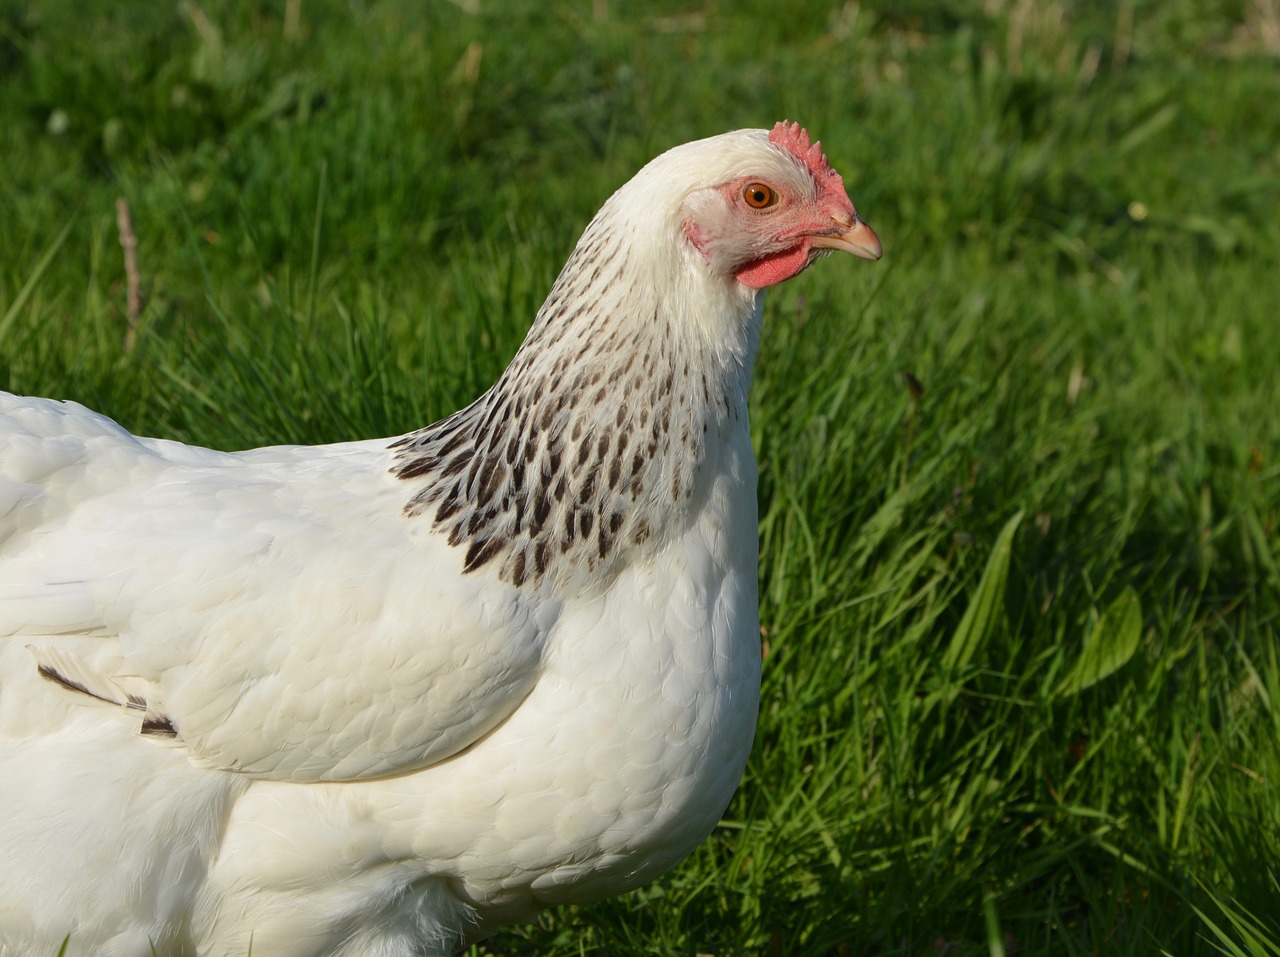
115, 196, 142, 352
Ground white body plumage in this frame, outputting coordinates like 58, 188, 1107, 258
0, 125, 878, 955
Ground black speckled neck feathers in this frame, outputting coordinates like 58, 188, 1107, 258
389, 212, 755, 589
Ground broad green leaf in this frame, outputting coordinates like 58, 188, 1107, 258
1056, 588, 1143, 698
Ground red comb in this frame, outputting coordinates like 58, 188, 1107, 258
769, 120, 838, 181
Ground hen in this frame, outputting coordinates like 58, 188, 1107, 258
0, 122, 880, 956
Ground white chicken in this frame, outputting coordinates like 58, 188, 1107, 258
0, 122, 880, 956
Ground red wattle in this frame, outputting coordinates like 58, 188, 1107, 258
734, 244, 811, 289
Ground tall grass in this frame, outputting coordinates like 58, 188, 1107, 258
2, 0, 1277, 953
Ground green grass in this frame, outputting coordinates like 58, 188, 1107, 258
2, 0, 1278, 954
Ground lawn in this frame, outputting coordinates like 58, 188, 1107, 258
2, 0, 1278, 954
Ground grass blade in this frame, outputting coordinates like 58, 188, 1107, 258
0, 217, 76, 341
941, 510, 1023, 672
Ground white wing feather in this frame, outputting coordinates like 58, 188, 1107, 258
0, 394, 557, 782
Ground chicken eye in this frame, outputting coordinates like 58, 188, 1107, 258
743, 183, 776, 209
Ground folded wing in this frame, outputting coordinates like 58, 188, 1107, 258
0, 395, 557, 782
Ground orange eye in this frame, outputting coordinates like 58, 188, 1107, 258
743, 183, 776, 209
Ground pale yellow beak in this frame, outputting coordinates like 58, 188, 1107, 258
809, 215, 882, 261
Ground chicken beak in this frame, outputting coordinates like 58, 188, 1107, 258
809, 215, 882, 261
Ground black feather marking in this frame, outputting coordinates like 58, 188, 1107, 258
475, 456, 503, 508
37, 663, 113, 705
509, 549, 527, 587
533, 488, 551, 529
435, 494, 464, 526
480, 393, 510, 435
440, 453, 470, 480
464, 536, 504, 573
437, 428, 470, 460
141, 715, 178, 737
578, 469, 597, 506
395, 454, 440, 480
